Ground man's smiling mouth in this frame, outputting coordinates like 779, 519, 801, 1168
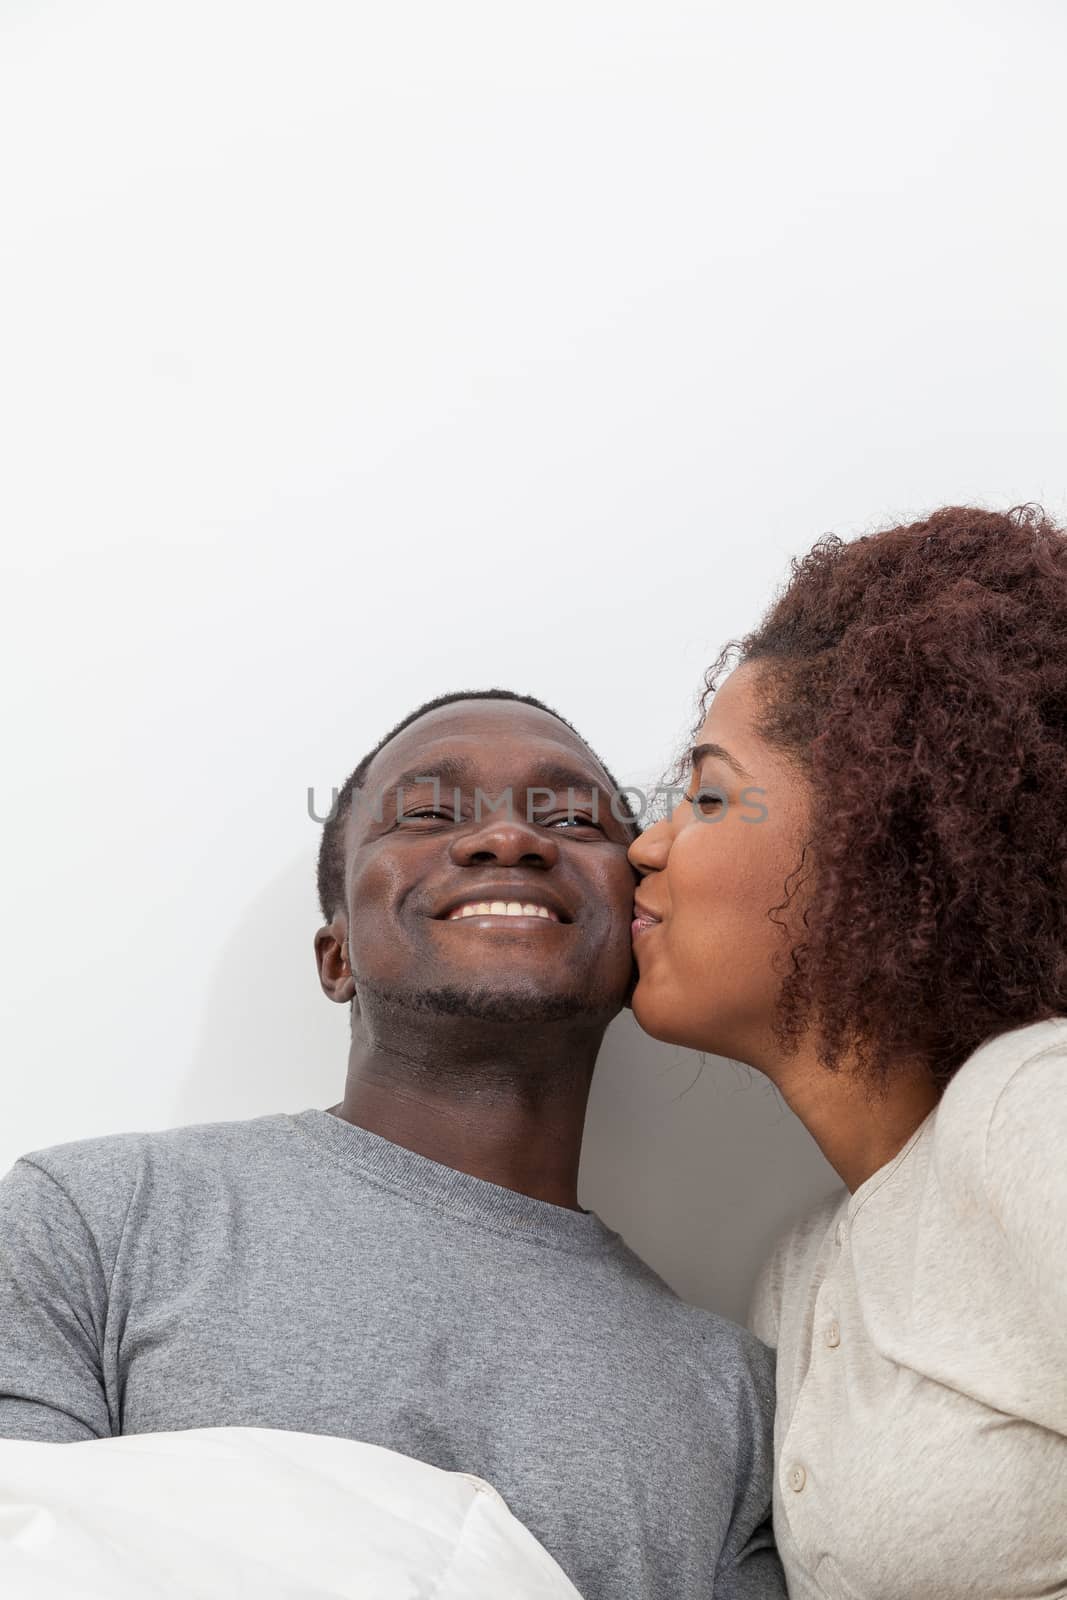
446, 900, 560, 922
433, 886, 573, 924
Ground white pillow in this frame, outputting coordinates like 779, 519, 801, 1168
0, 1426, 583, 1599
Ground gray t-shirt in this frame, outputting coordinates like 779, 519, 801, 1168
0, 1108, 782, 1600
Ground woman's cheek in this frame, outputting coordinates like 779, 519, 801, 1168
673, 818, 728, 905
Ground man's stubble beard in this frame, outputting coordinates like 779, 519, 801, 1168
356, 976, 619, 1025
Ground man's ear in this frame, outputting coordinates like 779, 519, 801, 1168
314, 916, 356, 1004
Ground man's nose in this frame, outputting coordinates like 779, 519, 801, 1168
449, 814, 560, 870
628, 816, 671, 876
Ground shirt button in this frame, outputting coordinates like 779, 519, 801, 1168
787, 1464, 807, 1493
825, 1320, 841, 1348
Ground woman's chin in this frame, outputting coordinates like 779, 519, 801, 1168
630, 975, 736, 1058
630, 978, 699, 1049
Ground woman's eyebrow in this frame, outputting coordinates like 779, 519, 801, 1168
689, 742, 754, 782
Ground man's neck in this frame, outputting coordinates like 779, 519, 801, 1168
329, 1009, 607, 1210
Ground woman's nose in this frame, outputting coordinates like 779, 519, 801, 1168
628, 816, 671, 876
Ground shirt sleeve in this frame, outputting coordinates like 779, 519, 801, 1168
716, 1516, 785, 1600
982, 1037, 1067, 1334
746, 1249, 782, 1351
0, 1156, 113, 1440
714, 1334, 787, 1599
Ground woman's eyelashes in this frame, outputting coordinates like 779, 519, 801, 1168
684, 788, 726, 815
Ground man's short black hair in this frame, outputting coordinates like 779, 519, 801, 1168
315, 688, 632, 922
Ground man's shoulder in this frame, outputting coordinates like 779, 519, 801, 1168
658, 1300, 779, 1463
599, 1233, 776, 1391
680, 1300, 777, 1397
6, 1111, 298, 1212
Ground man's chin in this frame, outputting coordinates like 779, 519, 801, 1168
360, 978, 619, 1025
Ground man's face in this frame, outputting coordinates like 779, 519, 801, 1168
325, 700, 638, 1023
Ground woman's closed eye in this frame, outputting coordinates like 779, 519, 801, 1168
686, 788, 725, 814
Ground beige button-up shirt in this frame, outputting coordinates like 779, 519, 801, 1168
749, 1017, 1067, 1600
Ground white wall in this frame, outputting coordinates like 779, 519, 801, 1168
2, 0, 1064, 1323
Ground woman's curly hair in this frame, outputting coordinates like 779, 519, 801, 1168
703, 503, 1067, 1086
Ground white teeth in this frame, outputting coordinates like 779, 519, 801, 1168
447, 901, 560, 921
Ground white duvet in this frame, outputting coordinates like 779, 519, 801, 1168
0, 1426, 584, 1598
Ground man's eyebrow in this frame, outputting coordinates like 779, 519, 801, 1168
689, 742, 755, 782
532, 764, 636, 836
382, 759, 473, 791
526, 762, 608, 797
381, 759, 608, 796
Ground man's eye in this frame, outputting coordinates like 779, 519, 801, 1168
546, 814, 603, 832
401, 809, 455, 822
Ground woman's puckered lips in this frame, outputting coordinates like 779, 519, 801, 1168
631, 894, 662, 937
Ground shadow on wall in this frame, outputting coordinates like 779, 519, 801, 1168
174, 853, 351, 1131
580, 1011, 839, 1325
178, 852, 839, 1327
